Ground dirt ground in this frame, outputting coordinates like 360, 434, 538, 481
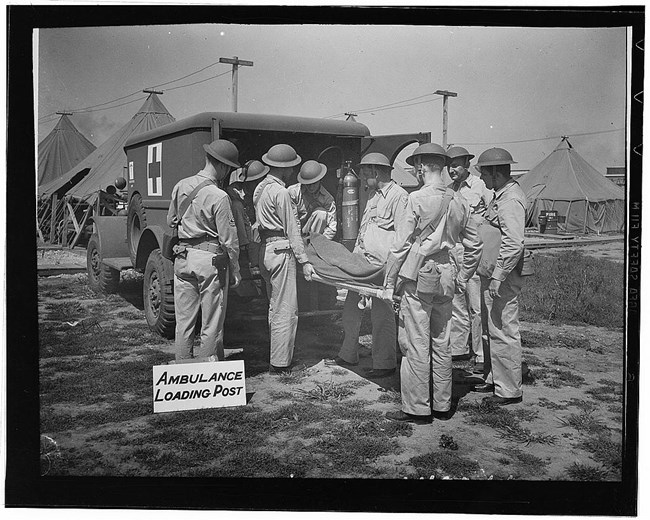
37, 242, 624, 480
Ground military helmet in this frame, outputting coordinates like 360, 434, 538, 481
262, 144, 302, 168
359, 152, 393, 169
203, 139, 241, 168
298, 160, 328, 185
476, 147, 517, 167
406, 143, 448, 166
243, 160, 270, 182
446, 146, 475, 162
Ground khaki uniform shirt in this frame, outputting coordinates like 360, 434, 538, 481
355, 180, 409, 267
287, 183, 337, 239
385, 179, 482, 286
167, 170, 240, 276
449, 173, 492, 217
253, 175, 308, 264
486, 179, 527, 282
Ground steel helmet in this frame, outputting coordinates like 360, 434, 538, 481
297, 160, 328, 185
262, 144, 302, 168
406, 143, 448, 166
446, 146, 475, 162
359, 152, 393, 169
244, 160, 270, 182
476, 148, 517, 167
203, 139, 241, 168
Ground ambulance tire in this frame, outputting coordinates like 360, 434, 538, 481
127, 193, 147, 266
143, 249, 176, 339
87, 234, 120, 294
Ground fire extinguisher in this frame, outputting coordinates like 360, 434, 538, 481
341, 161, 359, 242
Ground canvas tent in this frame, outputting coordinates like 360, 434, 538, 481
518, 138, 625, 234
39, 93, 175, 201
38, 114, 96, 187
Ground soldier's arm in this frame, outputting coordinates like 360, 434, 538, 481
492, 199, 526, 281
323, 195, 337, 240
214, 195, 241, 277
231, 201, 250, 248
383, 193, 417, 288
458, 213, 483, 284
278, 188, 309, 264
166, 184, 179, 227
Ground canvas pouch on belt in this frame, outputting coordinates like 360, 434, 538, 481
416, 260, 456, 300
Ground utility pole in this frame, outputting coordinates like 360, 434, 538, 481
434, 90, 457, 148
344, 112, 358, 122
219, 56, 254, 112
143, 88, 164, 95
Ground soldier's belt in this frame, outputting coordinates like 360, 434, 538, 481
178, 237, 222, 254
259, 229, 286, 242
423, 250, 451, 264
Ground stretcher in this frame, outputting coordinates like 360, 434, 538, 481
311, 272, 400, 310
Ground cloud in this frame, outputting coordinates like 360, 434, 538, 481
74, 113, 120, 146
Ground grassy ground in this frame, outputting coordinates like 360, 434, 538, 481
38, 248, 625, 480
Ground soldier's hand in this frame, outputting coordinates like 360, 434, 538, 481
488, 278, 501, 298
302, 262, 315, 282
231, 271, 241, 289
455, 279, 467, 295
380, 286, 394, 302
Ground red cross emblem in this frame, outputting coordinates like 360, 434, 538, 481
147, 143, 163, 196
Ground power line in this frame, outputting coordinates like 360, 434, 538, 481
163, 70, 231, 92
151, 61, 221, 89
456, 127, 624, 146
325, 92, 441, 119
73, 95, 148, 114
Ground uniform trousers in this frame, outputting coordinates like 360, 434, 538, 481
174, 248, 227, 362
339, 291, 396, 370
260, 238, 298, 368
449, 273, 484, 360
303, 208, 328, 235
398, 274, 454, 415
480, 274, 523, 398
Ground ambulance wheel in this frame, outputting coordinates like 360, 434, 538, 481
127, 193, 147, 266
87, 234, 120, 294
143, 249, 176, 339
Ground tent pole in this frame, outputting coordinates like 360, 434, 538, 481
49, 193, 58, 243
69, 203, 92, 249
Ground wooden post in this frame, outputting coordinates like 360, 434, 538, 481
69, 204, 92, 249
219, 56, 253, 112
434, 90, 458, 148
49, 193, 58, 243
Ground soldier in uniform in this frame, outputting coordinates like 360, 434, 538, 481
382, 143, 482, 424
336, 152, 409, 379
167, 139, 241, 362
288, 160, 337, 239
446, 146, 493, 374
241, 160, 270, 268
253, 144, 315, 373
473, 147, 527, 406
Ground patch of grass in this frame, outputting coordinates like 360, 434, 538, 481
44, 301, 84, 321
212, 448, 312, 478
520, 250, 624, 328
378, 389, 402, 404
537, 397, 567, 410
314, 434, 399, 473
512, 408, 539, 422
607, 403, 623, 415
563, 398, 596, 412
521, 330, 554, 349
87, 429, 127, 442
565, 462, 610, 481
113, 310, 143, 321
409, 451, 481, 479
276, 366, 310, 384
267, 390, 295, 400
577, 433, 622, 473
494, 447, 549, 476
586, 385, 623, 404
545, 368, 585, 389
297, 380, 357, 402
557, 334, 591, 350
41, 400, 151, 433
558, 410, 608, 435
330, 368, 347, 376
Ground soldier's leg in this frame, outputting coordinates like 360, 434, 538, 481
304, 208, 328, 235
398, 281, 434, 416
449, 290, 471, 357
480, 276, 493, 383
484, 278, 523, 398
173, 252, 201, 361
195, 250, 226, 360
339, 290, 362, 364
467, 273, 484, 362
430, 296, 454, 412
370, 297, 397, 370
267, 248, 298, 368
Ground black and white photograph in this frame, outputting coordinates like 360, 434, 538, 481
5, 4, 642, 515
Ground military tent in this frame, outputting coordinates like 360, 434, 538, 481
38, 114, 96, 187
519, 138, 625, 234
39, 93, 175, 200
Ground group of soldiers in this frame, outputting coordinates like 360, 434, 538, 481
167, 136, 529, 425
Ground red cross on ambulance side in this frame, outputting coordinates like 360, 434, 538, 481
147, 143, 163, 196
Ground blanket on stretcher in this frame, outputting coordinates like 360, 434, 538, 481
304, 232, 384, 285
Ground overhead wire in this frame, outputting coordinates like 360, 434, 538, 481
325, 92, 441, 119
456, 127, 624, 146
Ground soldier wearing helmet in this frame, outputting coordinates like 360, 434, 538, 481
473, 147, 527, 406
381, 143, 482, 424
335, 152, 409, 379
445, 146, 492, 374
254, 144, 315, 373
166, 139, 242, 362
288, 160, 337, 239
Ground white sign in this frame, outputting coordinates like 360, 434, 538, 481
128, 161, 134, 182
152, 360, 246, 413
147, 142, 163, 196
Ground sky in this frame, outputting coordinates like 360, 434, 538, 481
37, 23, 628, 173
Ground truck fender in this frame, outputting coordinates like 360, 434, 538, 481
135, 225, 166, 270
93, 216, 129, 259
